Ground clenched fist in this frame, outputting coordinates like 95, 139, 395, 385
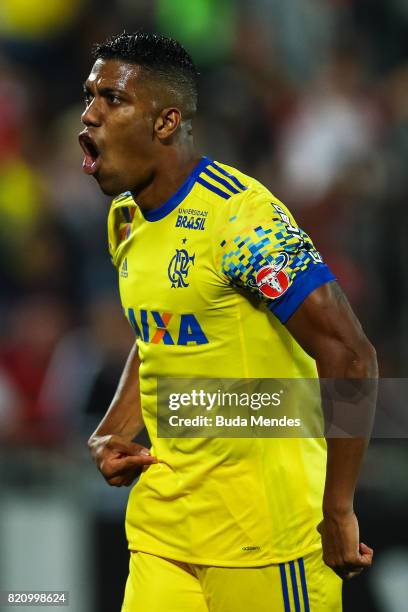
318, 510, 373, 580
89, 434, 157, 487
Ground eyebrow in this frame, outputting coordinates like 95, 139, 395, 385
83, 82, 127, 96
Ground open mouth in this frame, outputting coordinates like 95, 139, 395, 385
78, 131, 101, 175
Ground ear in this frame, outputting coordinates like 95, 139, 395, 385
154, 107, 181, 140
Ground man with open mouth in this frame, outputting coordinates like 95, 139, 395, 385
82, 31, 377, 612
79, 131, 101, 175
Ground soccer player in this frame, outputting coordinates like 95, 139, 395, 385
81, 32, 377, 611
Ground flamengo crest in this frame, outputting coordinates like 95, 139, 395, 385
168, 248, 195, 288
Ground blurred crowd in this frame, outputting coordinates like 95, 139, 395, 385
1, 0, 408, 447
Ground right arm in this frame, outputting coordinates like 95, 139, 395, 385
88, 343, 157, 487
286, 282, 377, 579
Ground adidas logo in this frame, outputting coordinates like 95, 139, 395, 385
120, 258, 128, 278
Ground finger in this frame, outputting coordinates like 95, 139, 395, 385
359, 542, 374, 556
106, 438, 151, 456
127, 443, 153, 456
356, 554, 373, 567
100, 457, 145, 479
342, 557, 372, 570
342, 555, 373, 573
359, 553, 373, 566
333, 565, 364, 580
107, 460, 156, 486
100, 449, 159, 483
109, 454, 156, 476
105, 447, 158, 464
343, 569, 364, 580
106, 466, 141, 485
105, 435, 152, 456
107, 472, 139, 487
106, 476, 128, 487
122, 454, 157, 467
120, 461, 155, 485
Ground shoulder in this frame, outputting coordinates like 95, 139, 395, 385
207, 160, 295, 230
110, 190, 134, 214
107, 191, 137, 263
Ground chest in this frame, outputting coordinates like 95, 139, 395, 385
116, 210, 234, 345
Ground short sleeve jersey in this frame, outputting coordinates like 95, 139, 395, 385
107, 156, 335, 566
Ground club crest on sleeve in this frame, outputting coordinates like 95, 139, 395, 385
256, 252, 290, 299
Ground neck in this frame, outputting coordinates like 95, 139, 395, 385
131, 143, 201, 212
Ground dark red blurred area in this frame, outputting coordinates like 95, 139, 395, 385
0, 0, 407, 439
0, 3, 407, 610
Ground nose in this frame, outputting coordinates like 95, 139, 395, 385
81, 98, 102, 127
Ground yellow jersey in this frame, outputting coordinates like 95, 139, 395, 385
107, 156, 335, 566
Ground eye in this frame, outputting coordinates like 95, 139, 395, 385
106, 93, 121, 105
84, 92, 93, 106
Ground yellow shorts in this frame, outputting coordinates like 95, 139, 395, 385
121, 548, 342, 612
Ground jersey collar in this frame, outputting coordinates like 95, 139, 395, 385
140, 156, 211, 222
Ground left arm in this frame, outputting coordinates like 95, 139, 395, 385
285, 280, 378, 579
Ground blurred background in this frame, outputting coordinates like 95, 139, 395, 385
0, 0, 407, 610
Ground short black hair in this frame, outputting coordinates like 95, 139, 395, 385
93, 31, 198, 119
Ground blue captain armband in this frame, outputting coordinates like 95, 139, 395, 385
267, 264, 336, 324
